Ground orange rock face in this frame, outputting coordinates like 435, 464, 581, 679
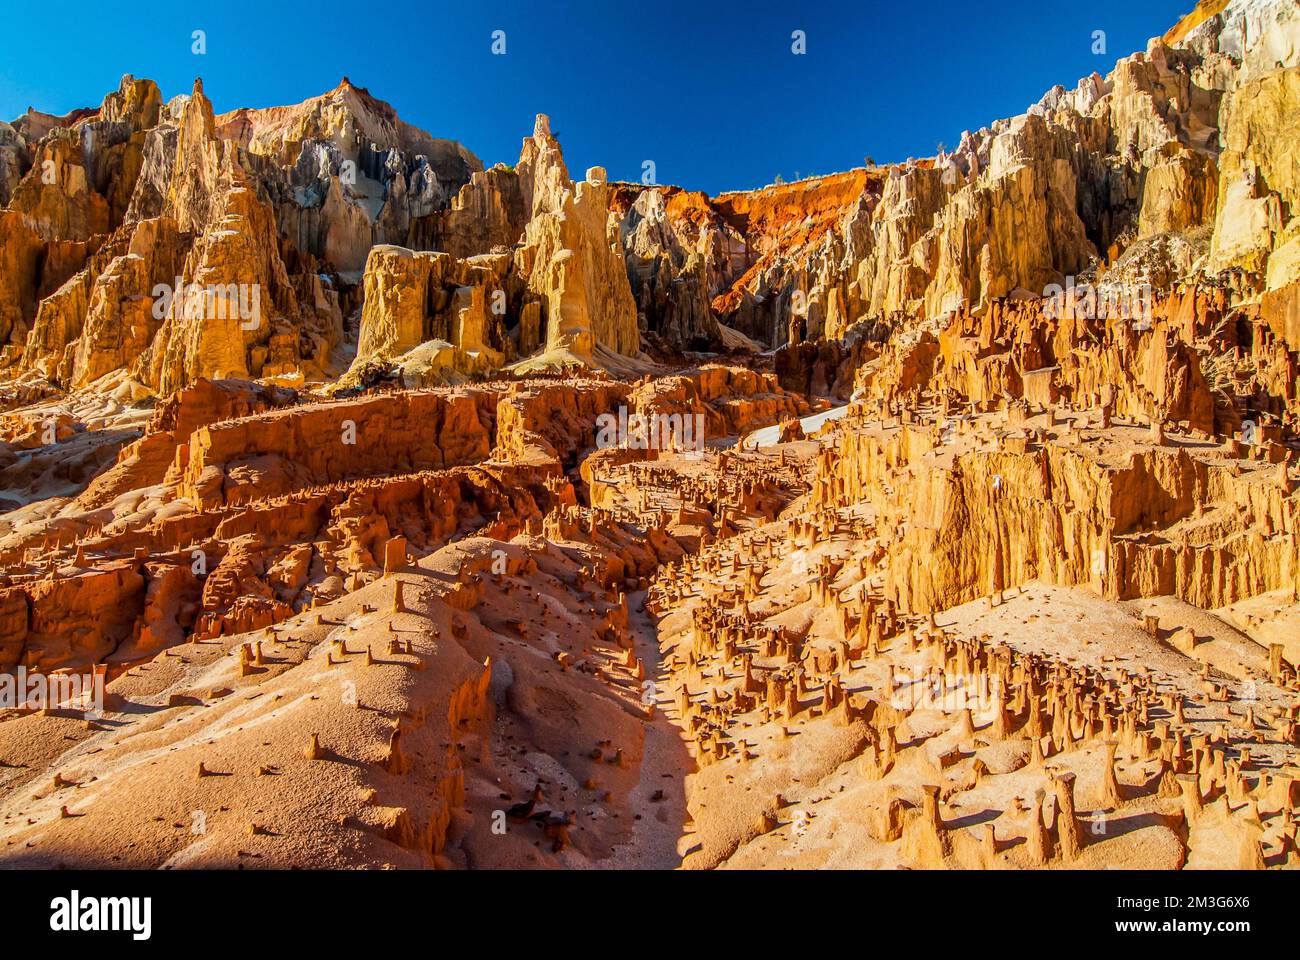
0, 0, 1297, 874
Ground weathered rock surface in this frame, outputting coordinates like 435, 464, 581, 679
0, 0, 1297, 874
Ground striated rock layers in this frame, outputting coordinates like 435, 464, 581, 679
4, 0, 1300, 404
0, 0, 1298, 874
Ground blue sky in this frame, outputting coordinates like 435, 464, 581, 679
1, 0, 1193, 194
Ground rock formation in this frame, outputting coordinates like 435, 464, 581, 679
0, 0, 1296, 873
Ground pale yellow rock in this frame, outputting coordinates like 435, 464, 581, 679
514, 117, 639, 361
1210, 70, 1300, 273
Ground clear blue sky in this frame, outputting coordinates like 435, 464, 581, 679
1, 0, 1193, 195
